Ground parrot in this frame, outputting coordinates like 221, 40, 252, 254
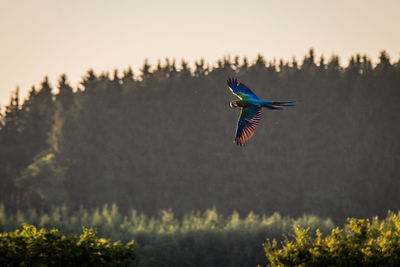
227, 77, 296, 146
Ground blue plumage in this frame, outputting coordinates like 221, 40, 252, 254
227, 77, 296, 146
227, 78, 259, 100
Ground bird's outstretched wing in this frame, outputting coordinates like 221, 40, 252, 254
234, 106, 262, 146
227, 78, 259, 100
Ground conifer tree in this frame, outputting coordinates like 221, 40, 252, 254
20, 77, 55, 159
140, 58, 152, 83
122, 66, 134, 85
179, 59, 191, 79
0, 89, 23, 208
56, 74, 74, 111
194, 59, 206, 77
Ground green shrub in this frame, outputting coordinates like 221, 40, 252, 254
264, 212, 400, 266
0, 225, 136, 267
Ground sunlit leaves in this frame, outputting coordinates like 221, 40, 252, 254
264, 212, 400, 266
0, 225, 136, 266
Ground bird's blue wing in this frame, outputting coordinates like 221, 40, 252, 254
234, 106, 262, 146
227, 78, 259, 100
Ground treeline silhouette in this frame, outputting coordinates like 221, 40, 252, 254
0, 49, 399, 223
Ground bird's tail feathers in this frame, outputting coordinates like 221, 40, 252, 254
261, 100, 297, 110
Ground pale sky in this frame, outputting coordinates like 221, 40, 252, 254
1, 0, 399, 107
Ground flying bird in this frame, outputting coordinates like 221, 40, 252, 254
227, 77, 296, 146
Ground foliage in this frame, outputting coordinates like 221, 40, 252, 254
0, 204, 333, 267
0, 224, 136, 267
264, 211, 400, 266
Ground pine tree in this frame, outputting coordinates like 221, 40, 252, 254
179, 59, 191, 79
194, 59, 206, 77
56, 74, 74, 111
122, 66, 135, 87
140, 58, 152, 83
20, 77, 55, 158
0, 89, 23, 208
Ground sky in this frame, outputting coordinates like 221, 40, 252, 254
1, 0, 399, 107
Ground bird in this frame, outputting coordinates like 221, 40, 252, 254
227, 77, 296, 146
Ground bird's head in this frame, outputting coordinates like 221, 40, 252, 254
230, 101, 238, 108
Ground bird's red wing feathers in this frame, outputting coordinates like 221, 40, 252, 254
234, 107, 262, 146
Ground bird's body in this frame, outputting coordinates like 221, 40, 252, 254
231, 99, 288, 108
227, 78, 296, 146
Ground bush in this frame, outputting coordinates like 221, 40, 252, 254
0, 225, 136, 267
264, 212, 400, 266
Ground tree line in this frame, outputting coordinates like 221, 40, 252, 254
0, 49, 399, 223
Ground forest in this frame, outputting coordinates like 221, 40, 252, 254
1, 49, 400, 265
1, 49, 399, 224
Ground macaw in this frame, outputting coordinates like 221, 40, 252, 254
227, 77, 296, 146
